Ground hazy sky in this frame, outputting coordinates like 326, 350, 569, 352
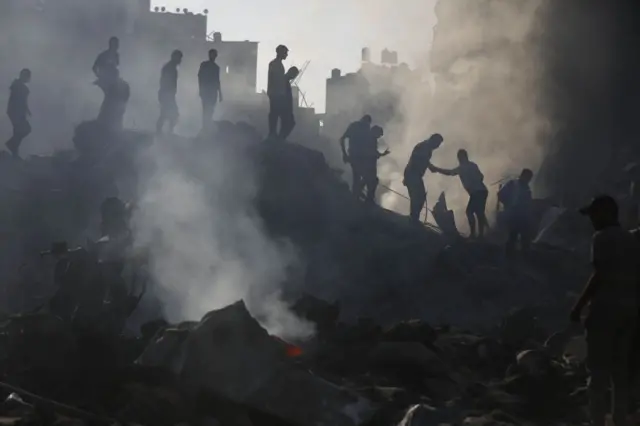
152, 0, 438, 112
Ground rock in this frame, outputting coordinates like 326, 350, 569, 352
515, 350, 552, 377
0, 313, 76, 372
499, 308, 538, 349
368, 341, 449, 377
397, 404, 437, 426
563, 335, 587, 364
138, 301, 375, 426
381, 320, 437, 346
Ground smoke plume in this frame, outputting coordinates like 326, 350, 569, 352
131, 135, 314, 341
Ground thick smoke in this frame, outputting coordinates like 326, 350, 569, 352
354, 0, 550, 230
131, 136, 314, 340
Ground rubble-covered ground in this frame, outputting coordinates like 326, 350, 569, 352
0, 121, 598, 426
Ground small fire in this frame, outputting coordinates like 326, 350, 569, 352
273, 336, 303, 358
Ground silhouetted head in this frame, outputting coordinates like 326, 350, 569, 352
519, 168, 533, 185
19, 68, 31, 83
457, 149, 469, 163
580, 194, 619, 230
276, 45, 289, 60
371, 125, 384, 138
208, 49, 218, 61
285, 66, 299, 81
171, 49, 183, 64
361, 115, 372, 125
109, 36, 119, 51
428, 133, 444, 149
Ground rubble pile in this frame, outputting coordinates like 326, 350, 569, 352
0, 121, 597, 425
0, 297, 590, 426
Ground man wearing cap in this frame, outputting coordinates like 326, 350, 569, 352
267, 44, 289, 139
571, 195, 639, 426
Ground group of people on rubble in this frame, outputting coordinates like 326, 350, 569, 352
339, 115, 534, 250
4, 38, 304, 157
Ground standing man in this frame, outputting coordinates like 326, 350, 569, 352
93, 36, 120, 88
340, 115, 372, 198
267, 45, 289, 139
403, 133, 444, 222
156, 50, 182, 135
6, 69, 32, 157
498, 168, 534, 255
571, 195, 639, 426
198, 49, 223, 131
430, 149, 489, 238
360, 125, 390, 204
279, 66, 299, 141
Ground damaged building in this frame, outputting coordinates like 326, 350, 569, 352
322, 48, 424, 141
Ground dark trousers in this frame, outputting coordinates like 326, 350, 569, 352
279, 108, 296, 140
506, 214, 532, 256
6, 113, 31, 155
404, 176, 426, 222
586, 317, 636, 426
201, 96, 218, 130
351, 159, 378, 203
156, 93, 178, 134
268, 95, 288, 138
466, 189, 489, 237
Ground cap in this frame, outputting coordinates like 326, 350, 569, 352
579, 194, 618, 216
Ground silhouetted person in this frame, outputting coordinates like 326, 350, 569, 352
6, 69, 31, 157
97, 68, 130, 131
156, 50, 182, 135
198, 49, 223, 131
359, 125, 390, 204
267, 45, 289, 139
93, 36, 119, 89
571, 195, 639, 426
340, 115, 372, 197
498, 168, 533, 256
403, 133, 444, 222
431, 149, 488, 238
279, 66, 299, 141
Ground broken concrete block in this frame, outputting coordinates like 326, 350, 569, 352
138, 301, 375, 426
369, 341, 449, 377
381, 319, 437, 346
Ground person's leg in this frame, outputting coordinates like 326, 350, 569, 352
612, 323, 635, 426
476, 190, 489, 238
156, 97, 166, 134
167, 98, 178, 134
14, 118, 31, 155
6, 115, 18, 155
587, 325, 613, 426
268, 96, 278, 137
407, 179, 426, 222
506, 220, 518, 259
201, 97, 211, 131
351, 162, 364, 200
466, 194, 477, 238
364, 162, 378, 204
279, 111, 295, 140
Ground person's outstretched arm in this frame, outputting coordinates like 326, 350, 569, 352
430, 165, 459, 176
